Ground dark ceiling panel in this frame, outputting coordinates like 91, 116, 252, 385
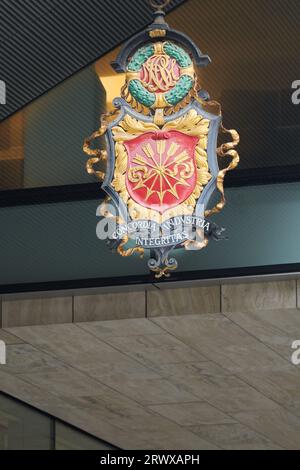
0, 0, 185, 122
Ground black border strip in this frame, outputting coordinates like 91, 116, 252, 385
226, 164, 300, 187
0, 183, 104, 208
1, 263, 300, 295
1, 164, 300, 208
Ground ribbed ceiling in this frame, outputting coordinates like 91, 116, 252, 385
0, 0, 185, 122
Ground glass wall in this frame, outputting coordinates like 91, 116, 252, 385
168, 0, 300, 172
0, 0, 300, 288
0, 66, 105, 191
1, 0, 300, 191
0, 393, 53, 450
0, 393, 116, 450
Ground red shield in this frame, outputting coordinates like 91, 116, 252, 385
124, 130, 198, 213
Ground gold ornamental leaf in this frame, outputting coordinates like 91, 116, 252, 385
197, 168, 212, 185
185, 195, 196, 207
198, 136, 208, 149
112, 173, 126, 192
195, 145, 207, 158
193, 183, 202, 200
195, 154, 209, 171
111, 127, 132, 142
122, 115, 159, 132
112, 115, 159, 142
120, 190, 129, 204
163, 110, 210, 137
115, 143, 127, 175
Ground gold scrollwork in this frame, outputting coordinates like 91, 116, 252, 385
117, 236, 144, 258
128, 165, 150, 184
205, 125, 240, 217
83, 109, 120, 181
151, 264, 178, 279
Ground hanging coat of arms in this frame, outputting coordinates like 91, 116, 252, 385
84, 1, 239, 278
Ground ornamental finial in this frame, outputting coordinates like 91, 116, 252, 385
148, 0, 171, 12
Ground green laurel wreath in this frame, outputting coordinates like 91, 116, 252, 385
127, 42, 194, 108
